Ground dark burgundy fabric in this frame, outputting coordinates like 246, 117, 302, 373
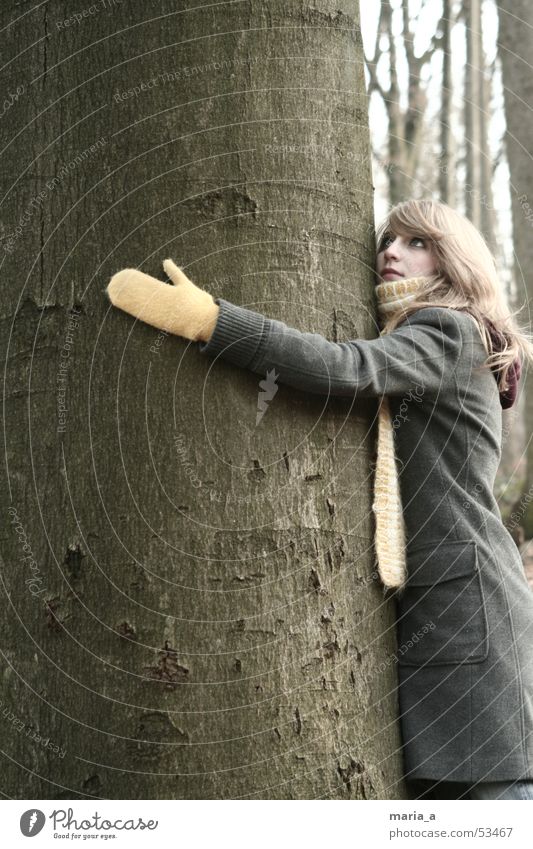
481, 317, 521, 409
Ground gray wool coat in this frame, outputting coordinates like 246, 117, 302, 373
198, 297, 533, 783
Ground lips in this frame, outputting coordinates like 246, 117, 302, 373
382, 269, 403, 278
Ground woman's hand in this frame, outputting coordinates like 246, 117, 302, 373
106, 259, 220, 342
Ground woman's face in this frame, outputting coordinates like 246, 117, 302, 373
376, 230, 438, 282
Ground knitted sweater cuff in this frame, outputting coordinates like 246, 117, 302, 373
197, 298, 268, 368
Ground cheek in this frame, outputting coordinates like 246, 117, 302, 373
413, 252, 435, 270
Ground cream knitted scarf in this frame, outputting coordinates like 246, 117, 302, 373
372, 275, 429, 594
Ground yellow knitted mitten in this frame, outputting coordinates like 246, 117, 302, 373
106, 259, 220, 343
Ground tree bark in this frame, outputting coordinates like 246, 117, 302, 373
496, 0, 533, 536
465, 0, 483, 229
0, 2, 405, 799
439, 0, 455, 205
479, 56, 497, 253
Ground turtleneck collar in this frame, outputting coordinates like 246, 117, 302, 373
375, 275, 429, 325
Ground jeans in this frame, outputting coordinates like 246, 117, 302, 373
407, 778, 533, 800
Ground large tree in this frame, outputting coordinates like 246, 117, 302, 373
0, 1, 405, 798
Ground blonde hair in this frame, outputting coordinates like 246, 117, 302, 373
374, 198, 533, 392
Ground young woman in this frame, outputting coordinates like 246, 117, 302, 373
107, 198, 533, 801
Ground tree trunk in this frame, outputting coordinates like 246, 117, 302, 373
479, 56, 497, 252
465, 0, 483, 228
0, 2, 405, 799
439, 0, 455, 205
496, 0, 533, 536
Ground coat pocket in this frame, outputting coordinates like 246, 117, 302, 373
397, 539, 489, 666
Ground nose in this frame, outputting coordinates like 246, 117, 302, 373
383, 238, 401, 261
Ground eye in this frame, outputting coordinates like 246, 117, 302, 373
379, 233, 394, 250
410, 236, 426, 247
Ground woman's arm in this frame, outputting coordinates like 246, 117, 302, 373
198, 298, 466, 399
106, 261, 466, 400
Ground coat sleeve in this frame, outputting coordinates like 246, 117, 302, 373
197, 298, 467, 399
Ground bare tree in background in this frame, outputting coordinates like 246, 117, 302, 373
463, 0, 497, 250
439, 0, 456, 204
479, 57, 498, 251
365, 0, 444, 204
464, 0, 483, 228
496, 0, 533, 538
365, 0, 497, 235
